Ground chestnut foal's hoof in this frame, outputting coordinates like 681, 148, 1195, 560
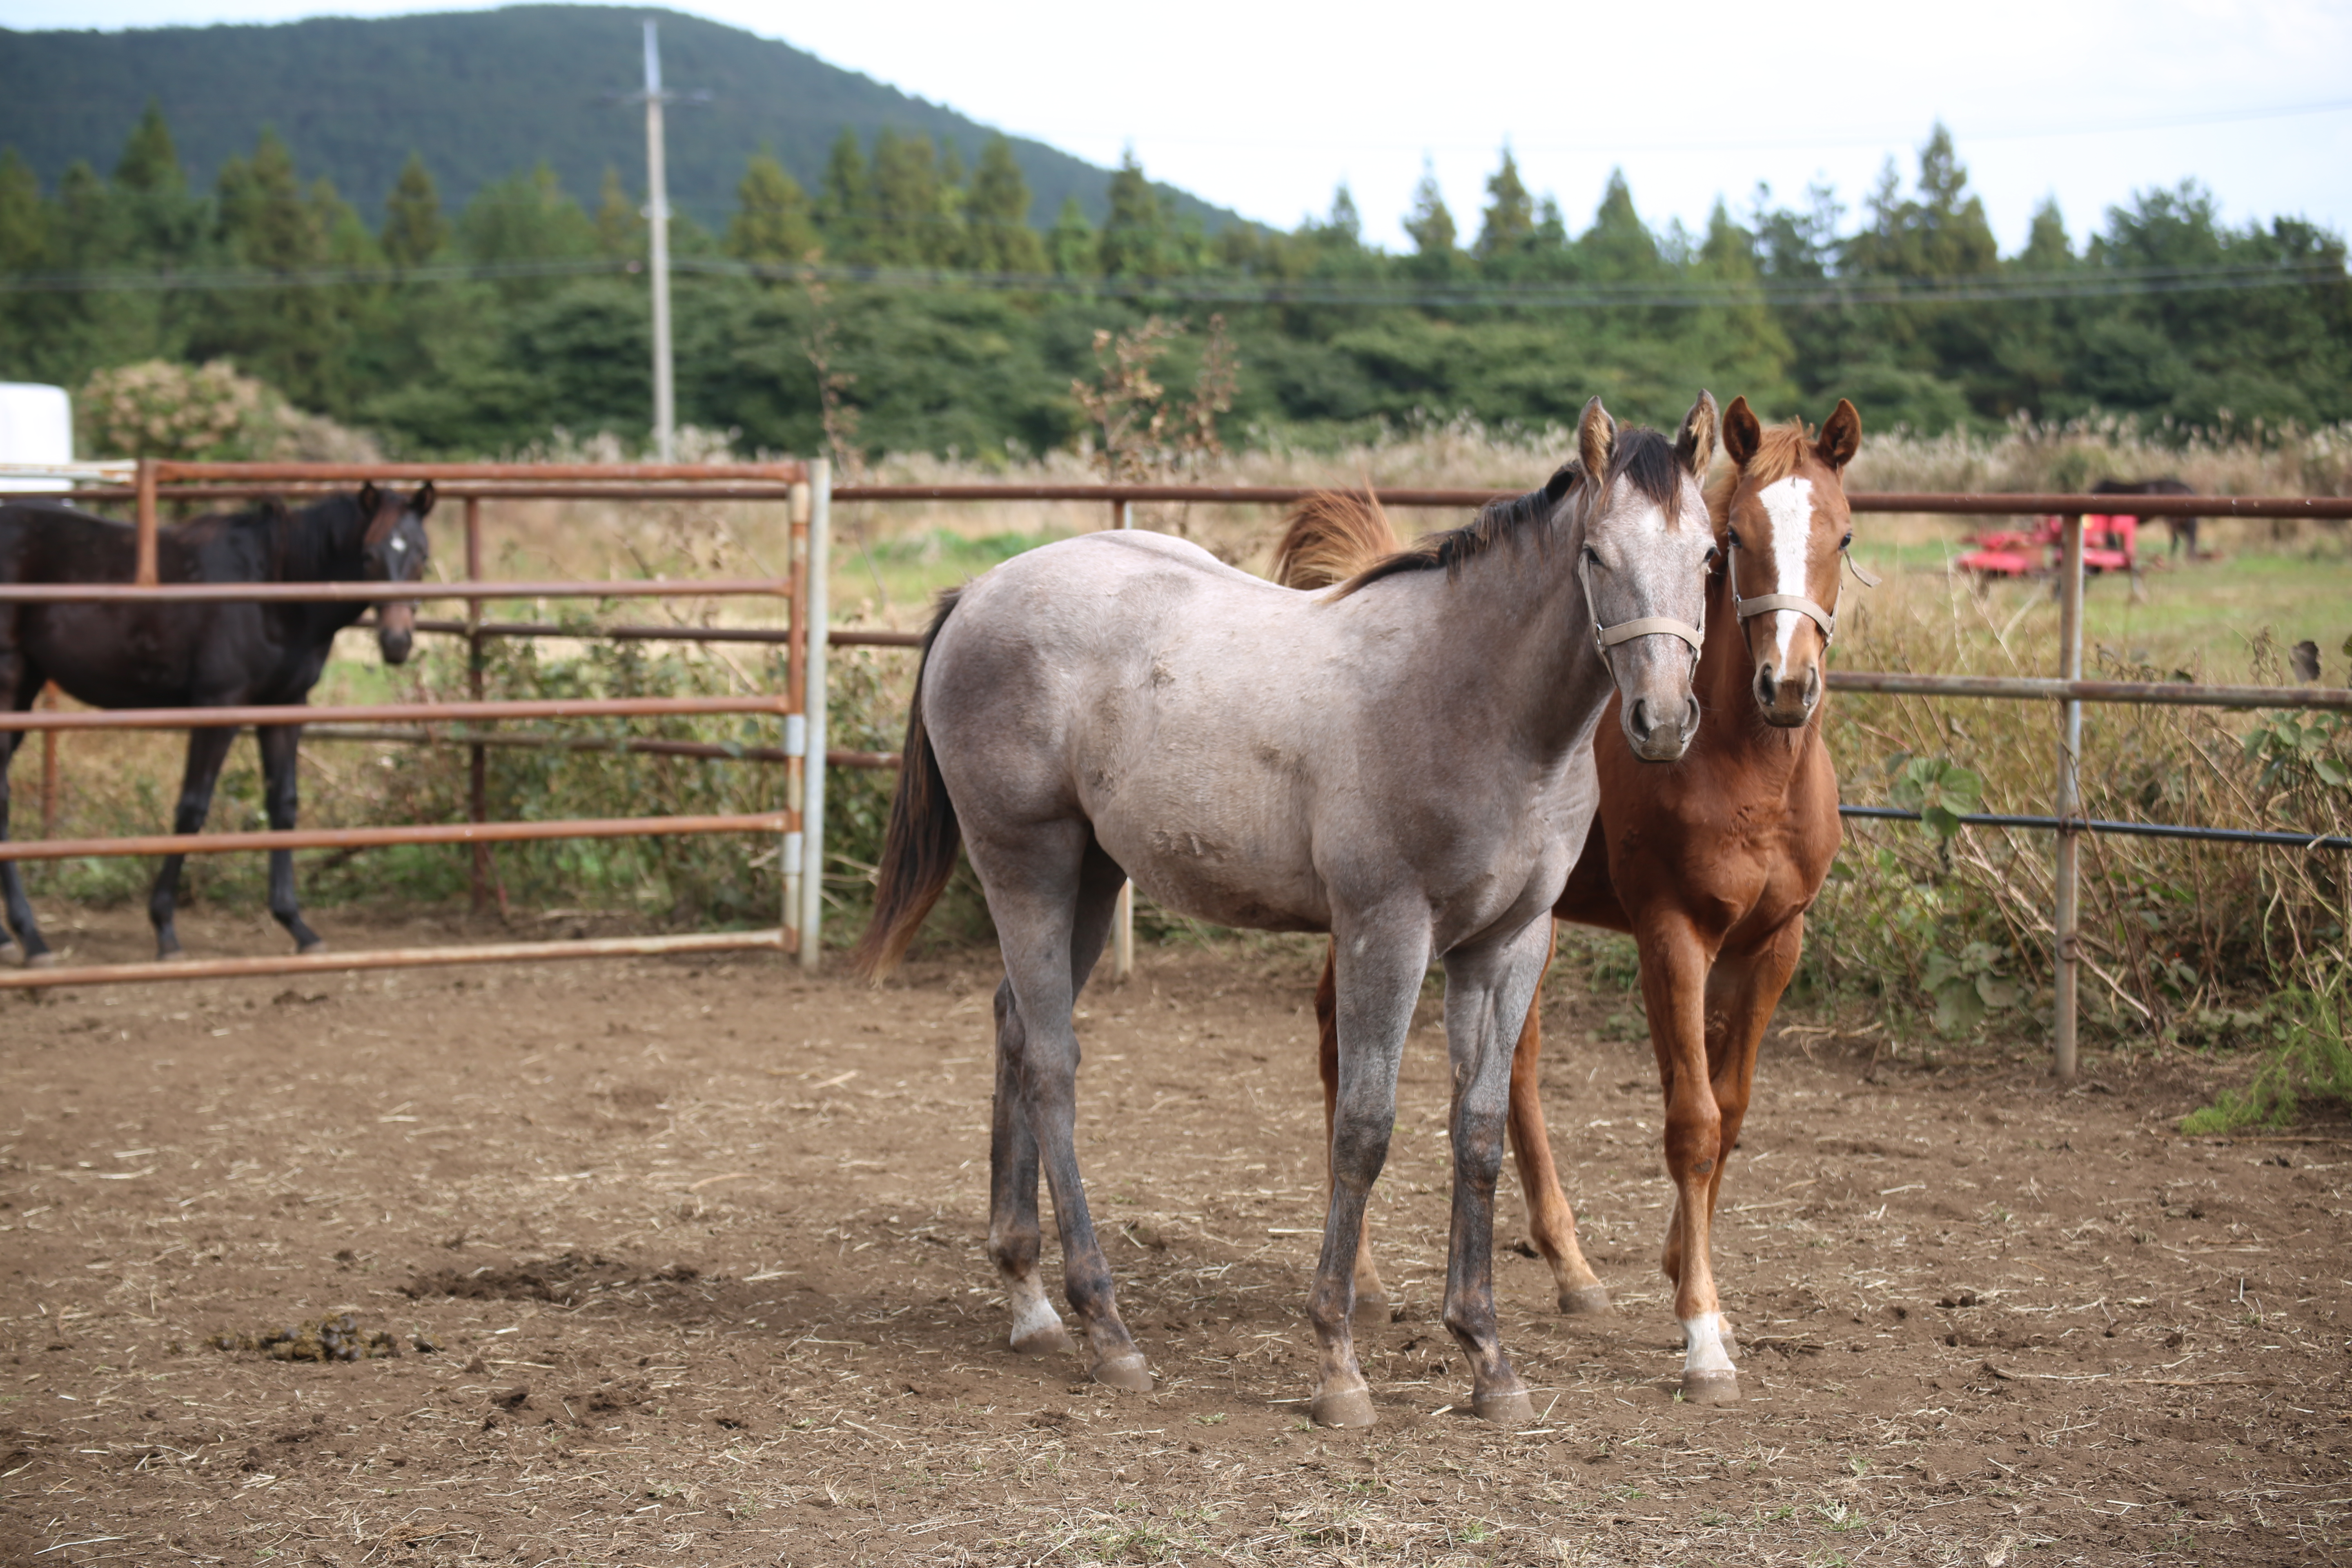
1471, 1387, 1535, 1426
1679, 1371, 1742, 1407
1090, 1353, 1153, 1392
1558, 1284, 1613, 1316
1310, 1383, 1377, 1429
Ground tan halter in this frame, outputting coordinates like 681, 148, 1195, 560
1578, 547, 1705, 673
1724, 529, 1881, 647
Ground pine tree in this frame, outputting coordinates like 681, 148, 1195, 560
726, 148, 814, 265
964, 135, 1044, 274
381, 152, 448, 267
594, 165, 641, 257
1475, 148, 1533, 258
0, 149, 47, 273
869, 129, 947, 266
113, 100, 184, 195
1582, 170, 1658, 279
816, 128, 871, 260
1325, 184, 1361, 246
1046, 195, 1096, 277
1403, 162, 1456, 258
1099, 150, 1180, 278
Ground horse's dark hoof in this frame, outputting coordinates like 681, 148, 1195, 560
1472, 1385, 1535, 1425
1559, 1284, 1613, 1316
1309, 1382, 1376, 1428
297, 940, 327, 956
1679, 1371, 1742, 1406
1090, 1352, 1152, 1392
158, 949, 189, 964
24, 951, 58, 970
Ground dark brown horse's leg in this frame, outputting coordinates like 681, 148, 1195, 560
1640, 909, 1739, 1404
256, 724, 323, 953
148, 726, 238, 960
1503, 924, 1610, 1314
1314, 942, 1388, 1318
987, 978, 1074, 1357
0, 653, 52, 964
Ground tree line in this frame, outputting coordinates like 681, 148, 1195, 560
2, 102, 2346, 460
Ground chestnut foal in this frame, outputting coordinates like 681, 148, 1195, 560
1280, 397, 1868, 1404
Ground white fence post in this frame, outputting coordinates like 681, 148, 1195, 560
800, 458, 831, 971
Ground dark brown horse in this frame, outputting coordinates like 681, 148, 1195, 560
0, 483, 435, 964
2092, 476, 2201, 559
1278, 399, 1864, 1404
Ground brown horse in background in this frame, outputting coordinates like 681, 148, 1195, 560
1276, 397, 1865, 1405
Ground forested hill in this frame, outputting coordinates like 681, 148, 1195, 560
0, 5, 1230, 232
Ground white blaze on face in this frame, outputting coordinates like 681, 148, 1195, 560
1756, 476, 1818, 668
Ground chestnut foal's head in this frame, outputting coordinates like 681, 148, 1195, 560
1712, 397, 1863, 727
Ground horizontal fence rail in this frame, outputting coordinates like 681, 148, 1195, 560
1828, 672, 2352, 711
1840, 805, 2352, 851
0, 695, 791, 732
0, 929, 789, 992
0, 811, 788, 864
0, 579, 787, 605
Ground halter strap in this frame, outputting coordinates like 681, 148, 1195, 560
1724, 530, 1876, 646
1577, 550, 1705, 668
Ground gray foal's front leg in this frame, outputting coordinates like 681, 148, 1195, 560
1308, 921, 1431, 1428
256, 724, 323, 953
149, 726, 239, 959
1438, 918, 1555, 1425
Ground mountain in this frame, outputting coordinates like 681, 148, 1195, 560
0, 4, 1238, 233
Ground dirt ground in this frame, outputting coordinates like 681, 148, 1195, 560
4, 904, 2349, 1567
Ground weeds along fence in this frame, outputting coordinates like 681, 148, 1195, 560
0, 457, 833, 990
821, 482, 2352, 1084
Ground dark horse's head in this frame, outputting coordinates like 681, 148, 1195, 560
356, 481, 436, 664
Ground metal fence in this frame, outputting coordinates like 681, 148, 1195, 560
7, 466, 2351, 1085
0, 457, 831, 990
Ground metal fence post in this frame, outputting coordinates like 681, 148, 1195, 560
798, 459, 831, 971
133, 459, 158, 587
2052, 514, 2085, 1081
1111, 497, 1136, 982
464, 497, 490, 915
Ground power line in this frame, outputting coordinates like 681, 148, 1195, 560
0, 253, 2341, 309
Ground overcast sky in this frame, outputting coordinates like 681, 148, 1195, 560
11, 0, 2349, 253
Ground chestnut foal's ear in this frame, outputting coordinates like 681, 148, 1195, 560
357, 481, 381, 519
1675, 390, 1719, 477
1577, 396, 1616, 483
1816, 399, 1862, 472
412, 480, 438, 519
1722, 394, 1762, 468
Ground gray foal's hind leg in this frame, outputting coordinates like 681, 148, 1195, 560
988, 978, 1075, 1356
981, 830, 1147, 1388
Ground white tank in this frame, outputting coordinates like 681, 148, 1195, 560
0, 382, 75, 492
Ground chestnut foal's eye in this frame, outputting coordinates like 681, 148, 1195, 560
1725, 527, 1743, 549
1840, 532, 1853, 550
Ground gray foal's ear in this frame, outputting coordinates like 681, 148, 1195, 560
1675, 391, 1719, 477
1577, 397, 1617, 483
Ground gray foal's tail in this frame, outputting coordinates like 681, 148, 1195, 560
851, 588, 965, 981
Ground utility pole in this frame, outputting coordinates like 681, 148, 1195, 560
641, 18, 675, 462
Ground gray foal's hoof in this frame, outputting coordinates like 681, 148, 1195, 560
1310, 1384, 1377, 1428
1090, 1352, 1153, 1392
1009, 1321, 1076, 1358
1472, 1387, 1536, 1426
1679, 1371, 1742, 1406
1558, 1284, 1613, 1316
